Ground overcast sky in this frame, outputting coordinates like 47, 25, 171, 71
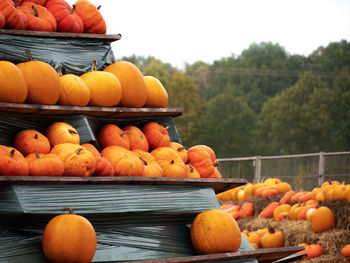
68, 0, 350, 69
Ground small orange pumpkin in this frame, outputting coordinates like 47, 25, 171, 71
279, 190, 295, 204
143, 76, 168, 108
98, 123, 130, 149
310, 206, 335, 233
341, 244, 350, 258
261, 228, 284, 248
123, 125, 149, 152
26, 151, 64, 176
132, 150, 163, 177
0, 145, 29, 176
240, 202, 254, 218
74, 0, 106, 34
81, 143, 114, 177
58, 74, 90, 106
168, 142, 187, 163
151, 147, 186, 178
142, 122, 170, 150
14, 129, 50, 156
46, 122, 80, 147
42, 208, 97, 263
259, 202, 280, 218
0, 11, 5, 29
0, 0, 28, 30
187, 145, 215, 178
185, 163, 200, 178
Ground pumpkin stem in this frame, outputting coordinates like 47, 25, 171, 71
268, 227, 275, 234
120, 131, 130, 137
91, 60, 97, 71
32, 5, 39, 17
177, 147, 185, 152
57, 70, 63, 77
62, 208, 74, 214
25, 49, 33, 62
34, 150, 40, 159
9, 149, 16, 158
111, 57, 117, 63
97, 5, 101, 10
139, 157, 148, 166
214, 161, 219, 167
161, 125, 170, 133
70, 4, 77, 14
188, 163, 194, 173
75, 148, 84, 155
34, 133, 38, 139
68, 129, 78, 135
170, 160, 174, 164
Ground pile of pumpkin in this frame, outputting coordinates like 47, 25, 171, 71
0, 120, 222, 178
0, 0, 106, 34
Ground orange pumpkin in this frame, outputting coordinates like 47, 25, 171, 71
0, 11, 5, 28
279, 190, 295, 204
0, 61, 28, 103
46, 122, 80, 147
187, 145, 215, 178
341, 244, 350, 258
98, 123, 130, 149
0, 145, 29, 176
123, 125, 149, 152
17, 51, 61, 105
26, 151, 64, 176
19, 2, 57, 32
240, 202, 254, 218
259, 202, 279, 218
275, 182, 292, 193
151, 147, 186, 178
74, 0, 106, 34
58, 74, 90, 106
143, 76, 168, 108
22, 0, 47, 5
81, 143, 114, 177
80, 143, 100, 157
273, 204, 291, 222
190, 209, 241, 254
310, 206, 335, 233
207, 167, 223, 179
261, 228, 284, 248
0, 0, 28, 30
51, 143, 95, 177
142, 122, 170, 150
14, 129, 50, 156
185, 163, 200, 178
101, 146, 144, 177
168, 142, 187, 163
104, 61, 147, 107
42, 208, 96, 263
132, 149, 163, 177
196, 145, 218, 166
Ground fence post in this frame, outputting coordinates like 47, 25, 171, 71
318, 152, 325, 187
255, 156, 261, 183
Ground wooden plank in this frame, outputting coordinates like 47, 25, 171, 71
0, 176, 247, 193
116, 247, 304, 263
0, 102, 184, 118
0, 29, 121, 42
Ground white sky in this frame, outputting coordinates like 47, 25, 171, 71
68, 0, 350, 69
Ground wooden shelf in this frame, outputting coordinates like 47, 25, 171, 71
0, 102, 184, 118
0, 176, 247, 194
0, 29, 121, 42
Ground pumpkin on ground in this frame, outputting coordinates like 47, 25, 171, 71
151, 147, 186, 178
0, 61, 28, 103
101, 146, 144, 177
123, 125, 149, 152
260, 228, 284, 248
42, 208, 97, 263
46, 122, 80, 147
341, 244, 350, 258
14, 129, 51, 156
240, 202, 254, 218
74, 0, 106, 34
81, 143, 114, 177
17, 50, 61, 105
0, 0, 28, 30
0, 145, 29, 176
310, 206, 335, 233
187, 145, 215, 178
142, 122, 170, 150
132, 150, 163, 177
58, 74, 90, 106
26, 151, 64, 176
98, 123, 130, 149
168, 142, 187, 163
104, 61, 147, 107
190, 209, 241, 254
51, 143, 95, 177
143, 76, 168, 108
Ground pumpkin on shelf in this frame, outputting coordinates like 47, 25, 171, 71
58, 73, 90, 106
187, 145, 216, 178
132, 149, 163, 177
51, 143, 95, 177
190, 209, 241, 254
123, 125, 149, 152
81, 143, 114, 177
19, 2, 57, 32
80, 60, 122, 107
42, 208, 97, 263
26, 151, 64, 177
98, 123, 130, 149
143, 76, 168, 108
14, 129, 51, 156
168, 141, 187, 163
22, 0, 47, 5
0, 145, 29, 176
0, 11, 5, 29
185, 163, 200, 178
46, 122, 80, 147
104, 61, 147, 108
0, 0, 28, 30
0, 61, 28, 103
142, 122, 170, 150
74, 0, 106, 34
151, 147, 186, 178
45, 0, 84, 33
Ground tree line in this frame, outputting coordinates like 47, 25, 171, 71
123, 40, 350, 158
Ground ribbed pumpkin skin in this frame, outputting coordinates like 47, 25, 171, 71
104, 61, 147, 107
0, 11, 5, 28
74, 0, 106, 34
42, 210, 97, 263
17, 60, 61, 105
26, 152, 64, 176
190, 209, 241, 254
22, 0, 47, 5
0, 0, 28, 30
185, 163, 200, 178
168, 142, 187, 163
14, 129, 51, 156
0, 61, 28, 103
46, 122, 80, 147
98, 124, 130, 150
132, 149, 163, 177
151, 147, 186, 178
101, 146, 144, 177
80, 71, 121, 107
59, 74, 90, 106
144, 76, 168, 108
0, 146, 29, 176
142, 122, 170, 150
123, 125, 149, 152
187, 145, 215, 178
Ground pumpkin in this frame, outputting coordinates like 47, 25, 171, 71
123, 125, 149, 152
101, 146, 144, 177
17, 50, 61, 105
246, 232, 261, 248
46, 122, 80, 147
261, 228, 284, 248
187, 145, 215, 178
51, 143, 95, 177
143, 76, 168, 108
196, 145, 218, 167
80, 143, 100, 157
0, 11, 5, 28
45, 0, 84, 33
26, 151, 64, 176
275, 182, 292, 193
0, 61, 28, 103
0, 0, 28, 30
132, 149, 163, 177
74, 0, 106, 34
239, 202, 254, 218
104, 61, 147, 107
0, 145, 29, 176
98, 123, 130, 149
341, 244, 350, 257
310, 206, 335, 233
279, 190, 295, 204
142, 122, 170, 150
14, 129, 50, 156
42, 208, 96, 263
81, 143, 114, 177
22, 0, 47, 5
273, 204, 291, 222
190, 209, 241, 254
264, 177, 282, 185
185, 163, 200, 178
19, 2, 57, 32
208, 168, 223, 179
168, 142, 187, 163
151, 147, 186, 178
297, 203, 316, 220
58, 74, 90, 106
259, 202, 279, 218
80, 61, 121, 107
